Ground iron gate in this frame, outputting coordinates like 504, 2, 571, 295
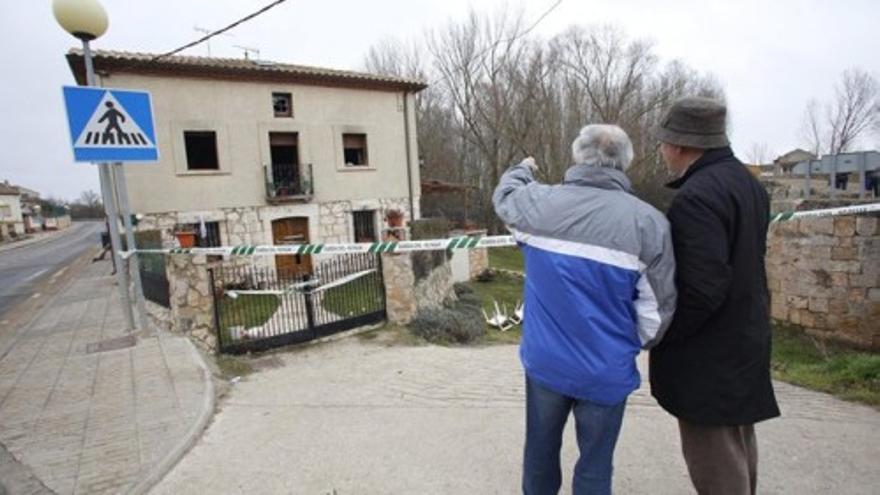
210, 253, 386, 354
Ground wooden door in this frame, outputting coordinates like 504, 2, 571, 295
272, 217, 311, 276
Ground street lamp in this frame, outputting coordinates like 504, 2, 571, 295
52, 0, 140, 332
52, 0, 108, 41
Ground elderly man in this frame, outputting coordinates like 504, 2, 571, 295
493, 124, 677, 495
650, 96, 780, 495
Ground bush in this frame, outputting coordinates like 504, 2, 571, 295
408, 301, 485, 344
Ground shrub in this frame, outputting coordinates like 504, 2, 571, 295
408, 301, 485, 344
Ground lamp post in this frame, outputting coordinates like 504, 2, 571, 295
53, 0, 138, 332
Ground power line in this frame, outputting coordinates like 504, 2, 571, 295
150, 0, 288, 63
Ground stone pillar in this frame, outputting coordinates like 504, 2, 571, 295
381, 253, 417, 325
167, 254, 217, 350
381, 250, 457, 325
466, 229, 490, 278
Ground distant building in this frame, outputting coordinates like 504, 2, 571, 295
773, 149, 817, 175
0, 181, 24, 235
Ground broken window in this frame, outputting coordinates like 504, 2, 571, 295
183, 131, 219, 170
342, 133, 368, 166
352, 210, 377, 242
273, 92, 292, 118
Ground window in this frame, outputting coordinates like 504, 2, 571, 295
0, 205, 10, 219
183, 131, 219, 170
186, 221, 222, 247
273, 92, 292, 118
342, 133, 368, 166
352, 210, 376, 242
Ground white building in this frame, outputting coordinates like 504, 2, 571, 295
0, 182, 24, 236
67, 50, 426, 273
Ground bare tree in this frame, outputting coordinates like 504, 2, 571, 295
799, 99, 824, 156
800, 68, 879, 155
828, 69, 878, 153
745, 142, 772, 165
365, 13, 723, 223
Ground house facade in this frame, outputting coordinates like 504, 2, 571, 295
67, 50, 426, 272
0, 182, 24, 236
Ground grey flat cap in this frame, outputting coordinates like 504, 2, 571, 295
653, 96, 730, 149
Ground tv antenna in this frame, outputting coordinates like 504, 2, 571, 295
193, 26, 235, 56
233, 45, 261, 60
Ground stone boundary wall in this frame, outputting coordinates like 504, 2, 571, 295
382, 251, 456, 325
767, 214, 879, 349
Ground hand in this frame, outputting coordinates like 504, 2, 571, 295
521, 156, 538, 172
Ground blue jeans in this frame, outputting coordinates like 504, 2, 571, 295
523, 376, 626, 495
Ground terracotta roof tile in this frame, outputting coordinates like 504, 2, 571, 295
66, 49, 428, 92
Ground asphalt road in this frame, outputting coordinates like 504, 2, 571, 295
0, 222, 102, 318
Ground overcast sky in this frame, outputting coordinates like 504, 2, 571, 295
0, 0, 877, 201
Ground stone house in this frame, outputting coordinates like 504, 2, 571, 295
66, 49, 426, 272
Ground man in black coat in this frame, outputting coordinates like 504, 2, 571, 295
650, 96, 780, 495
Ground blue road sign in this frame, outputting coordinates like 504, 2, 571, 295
62, 86, 159, 162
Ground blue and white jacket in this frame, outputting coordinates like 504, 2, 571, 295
493, 160, 677, 405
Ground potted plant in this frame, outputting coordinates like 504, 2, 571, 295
174, 226, 197, 248
385, 209, 405, 228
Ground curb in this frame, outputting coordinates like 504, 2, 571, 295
126, 336, 216, 495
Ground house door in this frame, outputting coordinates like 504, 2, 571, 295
272, 217, 311, 276
270, 133, 299, 195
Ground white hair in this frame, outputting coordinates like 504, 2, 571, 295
571, 124, 634, 171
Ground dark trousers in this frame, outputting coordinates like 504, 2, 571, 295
523, 377, 626, 495
679, 420, 757, 495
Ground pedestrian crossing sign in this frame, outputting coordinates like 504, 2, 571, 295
62, 86, 159, 162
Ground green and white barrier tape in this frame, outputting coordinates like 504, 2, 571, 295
120, 235, 516, 259
769, 202, 880, 223
118, 202, 878, 259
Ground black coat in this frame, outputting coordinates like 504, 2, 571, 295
649, 147, 780, 425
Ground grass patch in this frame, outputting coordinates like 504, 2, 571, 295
772, 322, 880, 407
489, 246, 524, 272
466, 272, 525, 345
321, 272, 384, 317
218, 294, 281, 343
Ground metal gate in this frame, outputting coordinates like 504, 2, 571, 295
210, 253, 385, 354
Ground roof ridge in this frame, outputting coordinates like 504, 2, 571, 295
66, 48, 427, 88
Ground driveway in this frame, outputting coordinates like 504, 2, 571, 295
154, 338, 880, 494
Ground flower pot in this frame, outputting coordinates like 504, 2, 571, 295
385, 210, 405, 228
175, 231, 197, 248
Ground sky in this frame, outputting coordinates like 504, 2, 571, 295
0, 0, 877, 201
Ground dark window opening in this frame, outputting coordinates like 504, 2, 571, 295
343, 133, 368, 166
273, 92, 292, 117
185, 221, 222, 247
269, 133, 300, 196
184, 131, 219, 170
353, 210, 377, 243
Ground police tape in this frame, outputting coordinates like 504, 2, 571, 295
769, 202, 880, 223
119, 235, 517, 259
118, 202, 879, 259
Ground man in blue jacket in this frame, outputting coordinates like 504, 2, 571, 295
493, 124, 677, 495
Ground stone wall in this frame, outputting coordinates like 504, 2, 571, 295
166, 254, 216, 350
382, 251, 456, 325
767, 214, 880, 349
137, 198, 413, 249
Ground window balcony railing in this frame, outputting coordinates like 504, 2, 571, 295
265, 163, 313, 203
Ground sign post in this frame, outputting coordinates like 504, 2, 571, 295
62, 81, 159, 332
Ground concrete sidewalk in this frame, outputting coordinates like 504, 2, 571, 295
154, 338, 880, 494
0, 257, 214, 494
